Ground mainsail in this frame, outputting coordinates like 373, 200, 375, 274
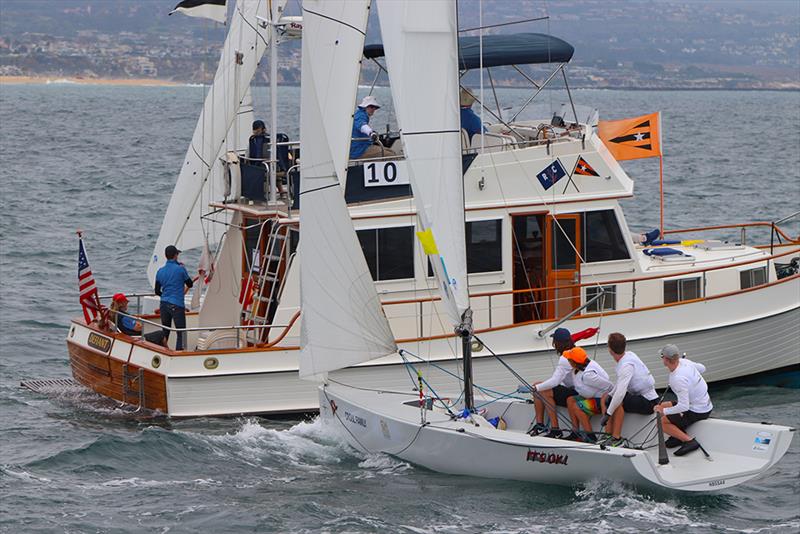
147, 0, 277, 286
376, 0, 469, 327
298, 0, 396, 380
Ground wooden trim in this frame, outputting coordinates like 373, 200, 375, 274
664, 222, 799, 244
67, 340, 168, 412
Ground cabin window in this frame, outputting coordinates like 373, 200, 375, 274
467, 219, 503, 273
740, 266, 767, 289
663, 277, 701, 304
582, 210, 630, 262
552, 218, 578, 269
586, 285, 616, 312
357, 226, 414, 281
427, 219, 502, 276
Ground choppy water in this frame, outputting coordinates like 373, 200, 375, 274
1, 84, 799, 533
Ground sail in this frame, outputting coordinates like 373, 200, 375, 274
376, 0, 469, 327
147, 0, 278, 286
298, 0, 396, 380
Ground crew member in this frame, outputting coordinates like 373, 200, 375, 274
563, 347, 613, 442
155, 245, 193, 351
110, 293, 166, 346
248, 120, 269, 162
654, 344, 713, 456
524, 328, 578, 439
459, 88, 486, 141
349, 96, 396, 160
599, 332, 659, 446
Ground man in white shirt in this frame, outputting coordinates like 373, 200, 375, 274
563, 347, 613, 442
654, 344, 713, 457
599, 333, 659, 446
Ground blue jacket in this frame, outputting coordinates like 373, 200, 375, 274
460, 107, 485, 141
349, 107, 372, 159
155, 260, 192, 308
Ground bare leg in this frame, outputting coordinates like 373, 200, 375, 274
575, 409, 592, 432
566, 396, 580, 430
611, 408, 625, 438
656, 402, 692, 442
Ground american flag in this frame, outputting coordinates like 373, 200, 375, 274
78, 235, 102, 324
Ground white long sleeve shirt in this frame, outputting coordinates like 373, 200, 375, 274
606, 351, 658, 415
536, 356, 574, 391
663, 358, 713, 416
573, 360, 613, 399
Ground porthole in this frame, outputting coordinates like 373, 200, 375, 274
204, 357, 219, 370
69, 326, 76, 338
151, 355, 161, 369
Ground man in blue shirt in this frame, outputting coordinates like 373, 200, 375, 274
155, 245, 193, 350
460, 89, 485, 142
349, 95, 396, 160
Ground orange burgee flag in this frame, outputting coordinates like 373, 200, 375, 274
598, 112, 662, 161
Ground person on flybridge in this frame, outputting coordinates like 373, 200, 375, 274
459, 88, 486, 142
349, 96, 396, 160
654, 344, 713, 457
599, 332, 659, 446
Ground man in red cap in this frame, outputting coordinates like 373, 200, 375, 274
110, 293, 165, 346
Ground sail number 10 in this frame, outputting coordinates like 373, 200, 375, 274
363, 161, 410, 187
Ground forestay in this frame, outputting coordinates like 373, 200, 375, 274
298, 0, 396, 380
147, 0, 277, 286
376, 0, 469, 327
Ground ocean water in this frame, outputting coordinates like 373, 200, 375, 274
0, 84, 799, 533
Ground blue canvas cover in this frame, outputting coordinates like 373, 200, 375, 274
363, 33, 574, 69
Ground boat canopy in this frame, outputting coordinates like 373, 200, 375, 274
363, 32, 574, 69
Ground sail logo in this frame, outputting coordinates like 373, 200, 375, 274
526, 449, 568, 466
344, 411, 367, 428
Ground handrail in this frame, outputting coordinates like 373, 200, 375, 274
664, 221, 799, 244
380, 245, 800, 307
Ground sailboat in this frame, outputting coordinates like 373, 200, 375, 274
306, 0, 796, 491
60, 0, 799, 417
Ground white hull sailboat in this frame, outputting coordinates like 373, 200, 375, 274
61, 0, 799, 417
320, 384, 795, 491
303, 0, 795, 491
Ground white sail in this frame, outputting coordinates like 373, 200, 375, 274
377, 0, 469, 327
298, 0, 396, 380
147, 0, 278, 286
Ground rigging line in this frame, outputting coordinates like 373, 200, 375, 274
403, 129, 461, 136
472, 333, 574, 429
459, 15, 549, 33
302, 7, 366, 36
298, 181, 340, 196
237, 4, 269, 49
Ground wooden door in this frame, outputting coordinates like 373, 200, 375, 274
511, 214, 546, 323
545, 214, 581, 319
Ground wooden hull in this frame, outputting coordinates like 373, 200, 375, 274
67, 340, 168, 412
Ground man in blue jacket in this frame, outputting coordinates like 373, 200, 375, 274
349, 96, 396, 160
155, 245, 193, 350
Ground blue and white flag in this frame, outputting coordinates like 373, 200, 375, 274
536, 159, 567, 190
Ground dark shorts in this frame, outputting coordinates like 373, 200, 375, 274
552, 385, 578, 407
667, 409, 712, 431
622, 393, 658, 415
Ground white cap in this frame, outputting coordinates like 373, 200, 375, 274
359, 95, 381, 109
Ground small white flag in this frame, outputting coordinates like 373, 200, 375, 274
169, 0, 227, 24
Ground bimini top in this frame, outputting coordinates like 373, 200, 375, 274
363, 32, 574, 69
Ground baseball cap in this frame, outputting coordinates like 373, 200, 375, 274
550, 327, 572, 343
252, 120, 266, 130
112, 293, 129, 304
165, 245, 181, 259
659, 344, 681, 359
563, 347, 588, 365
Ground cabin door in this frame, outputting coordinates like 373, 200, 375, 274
545, 214, 581, 319
511, 214, 546, 323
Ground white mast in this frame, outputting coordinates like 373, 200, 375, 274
298, 0, 396, 380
